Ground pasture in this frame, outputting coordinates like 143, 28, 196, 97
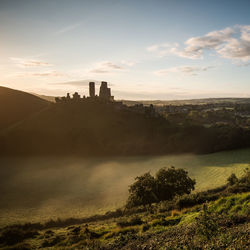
0, 148, 249, 226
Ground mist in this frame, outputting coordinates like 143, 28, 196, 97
0, 148, 249, 226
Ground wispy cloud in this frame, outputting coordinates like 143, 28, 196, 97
148, 25, 250, 62
146, 43, 176, 57
88, 61, 125, 74
10, 57, 53, 67
155, 66, 214, 76
55, 22, 81, 35
120, 60, 137, 67
51, 80, 114, 88
87, 60, 136, 74
16, 70, 65, 77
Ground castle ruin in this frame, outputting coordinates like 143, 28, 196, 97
55, 81, 114, 103
55, 81, 156, 116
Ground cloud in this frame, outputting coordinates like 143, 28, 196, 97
51, 80, 114, 88
55, 22, 81, 35
148, 25, 250, 62
217, 26, 250, 61
177, 27, 235, 59
155, 66, 213, 76
88, 61, 124, 74
10, 57, 53, 67
17, 71, 65, 77
120, 60, 136, 66
146, 43, 176, 57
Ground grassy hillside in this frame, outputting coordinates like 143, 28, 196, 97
0, 148, 249, 226
0, 191, 249, 249
0, 86, 49, 131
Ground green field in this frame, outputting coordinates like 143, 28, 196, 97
1, 148, 250, 226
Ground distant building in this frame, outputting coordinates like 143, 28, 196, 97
73, 92, 80, 101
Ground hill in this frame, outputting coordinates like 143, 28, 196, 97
1, 97, 250, 156
0, 100, 172, 155
31, 93, 56, 103
0, 86, 49, 131
0, 177, 249, 249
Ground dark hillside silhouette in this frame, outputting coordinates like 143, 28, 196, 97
1, 99, 250, 156
0, 86, 49, 131
0, 100, 171, 155
0, 85, 250, 156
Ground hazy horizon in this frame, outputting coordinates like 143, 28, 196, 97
4, 82, 250, 102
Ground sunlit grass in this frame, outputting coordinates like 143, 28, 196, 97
0, 148, 249, 226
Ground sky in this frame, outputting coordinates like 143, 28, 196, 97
0, 0, 250, 100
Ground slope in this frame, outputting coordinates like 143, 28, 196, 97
0, 101, 173, 155
0, 86, 49, 131
1, 97, 250, 156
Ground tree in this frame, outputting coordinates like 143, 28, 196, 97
156, 166, 196, 201
126, 167, 196, 208
126, 172, 158, 208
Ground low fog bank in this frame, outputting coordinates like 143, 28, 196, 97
1, 149, 250, 226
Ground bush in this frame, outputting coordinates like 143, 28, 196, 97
141, 223, 150, 232
227, 173, 238, 186
117, 216, 143, 227
175, 192, 220, 209
195, 204, 220, 240
0, 227, 39, 245
151, 216, 181, 227
239, 168, 250, 185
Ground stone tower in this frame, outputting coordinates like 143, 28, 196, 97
89, 82, 95, 98
99, 81, 111, 100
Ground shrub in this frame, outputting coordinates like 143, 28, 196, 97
239, 168, 250, 185
227, 173, 238, 186
175, 192, 220, 209
0, 227, 39, 245
117, 216, 143, 227
151, 216, 181, 227
141, 223, 150, 232
195, 203, 220, 240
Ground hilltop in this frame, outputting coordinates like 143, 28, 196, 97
0, 86, 49, 131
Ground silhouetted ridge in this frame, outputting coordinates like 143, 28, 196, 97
0, 86, 49, 131
1, 86, 250, 156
